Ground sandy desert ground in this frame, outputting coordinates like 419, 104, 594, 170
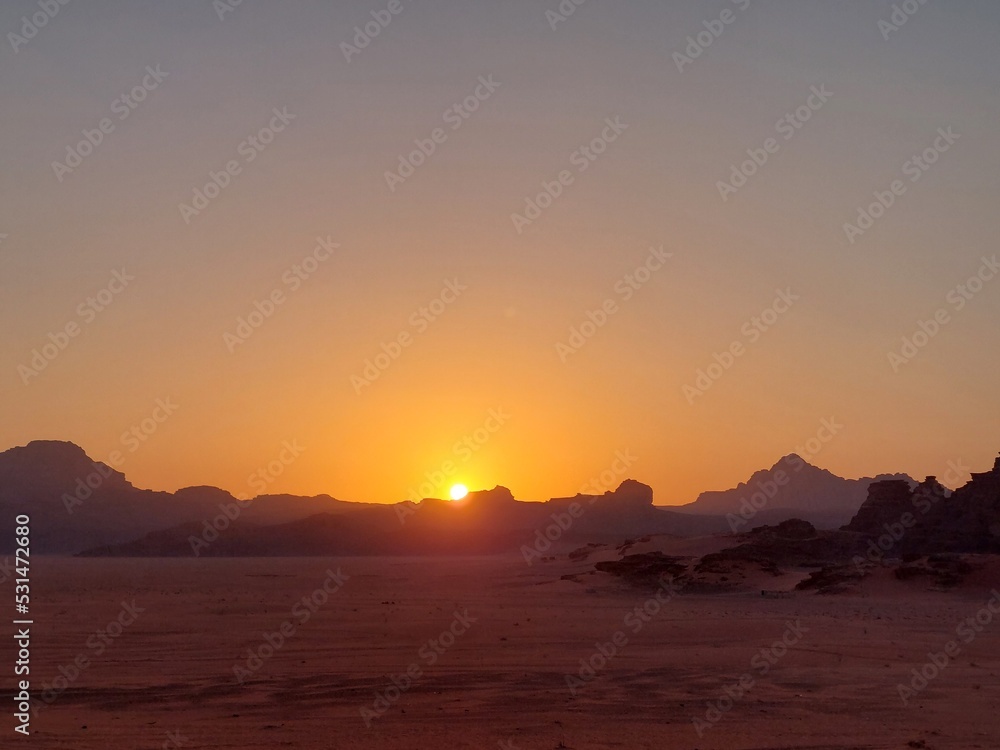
11, 554, 1000, 749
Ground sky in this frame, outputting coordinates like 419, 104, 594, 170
1, 0, 999, 505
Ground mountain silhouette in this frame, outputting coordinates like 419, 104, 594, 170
80, 479, 733, 557
676, 453, 915, 528
0, 440, 730, 555
0, 441, 364, 553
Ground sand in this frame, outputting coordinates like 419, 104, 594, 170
15, 555, 1000, 749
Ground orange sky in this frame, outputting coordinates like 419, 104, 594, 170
2, 1, 998, 504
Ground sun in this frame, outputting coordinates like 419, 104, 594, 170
449, 484, 469, 501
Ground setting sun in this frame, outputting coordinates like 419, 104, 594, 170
4, 3, 1000, 747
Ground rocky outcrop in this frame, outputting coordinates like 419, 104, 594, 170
795, 564, 869, 594
893, 555, 978, 588
594, 552, 688, 582
593, 456, 1000, 595
751, 518, 817, 540
842, 456, 1000, 555
708, 519, 867, 568
843, 478, 920, 533
602, 478, 654, 507
917, 456, 1000, 553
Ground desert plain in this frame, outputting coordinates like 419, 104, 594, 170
13, 551, 1000, 750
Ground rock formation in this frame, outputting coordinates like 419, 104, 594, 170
842, 455, 1000, 554
678, 453, 915, 528
842, 478, 918, 533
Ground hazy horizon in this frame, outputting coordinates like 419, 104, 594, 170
7, 436, 978, 508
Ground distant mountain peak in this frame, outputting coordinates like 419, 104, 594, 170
776, 452, 806, 466
771, 454, 829, 474
679, 455, 915, 527
2, 440, 128, 487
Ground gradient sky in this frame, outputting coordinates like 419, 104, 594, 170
2, 0, 999, 505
